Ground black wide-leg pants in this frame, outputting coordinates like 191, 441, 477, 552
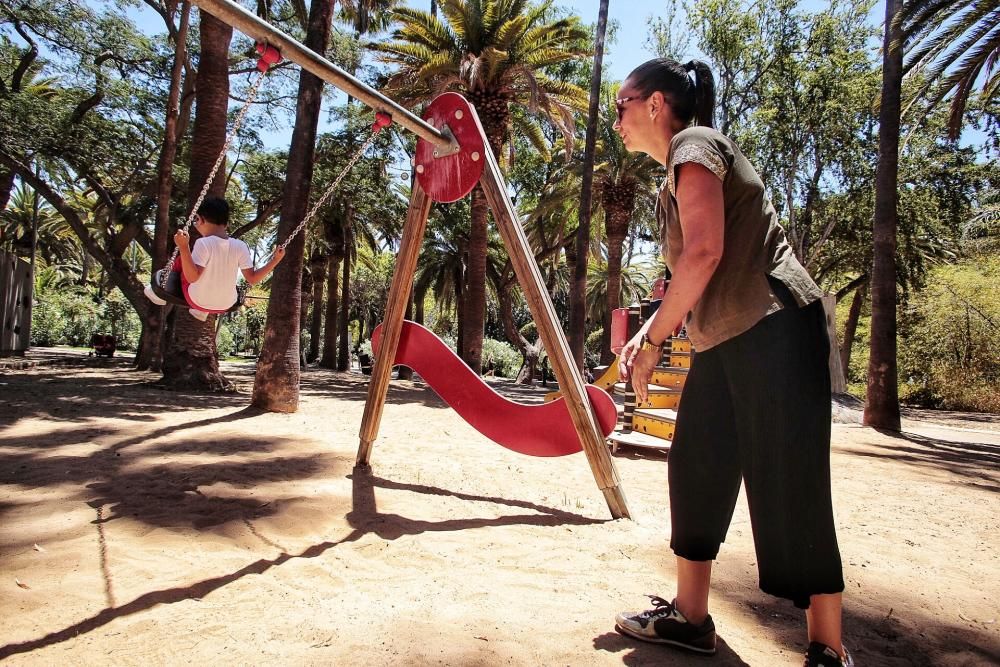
668, 299, 844, 609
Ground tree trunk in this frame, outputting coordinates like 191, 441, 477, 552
187, 13, 231, 201
604, 228, 626, 362
397, 296, 414, 380
840, 283, 866, 386
320, 253, 341, 368
337, 218, 352, 371
300, 260, 313, 366
462, 185, 489, 374
161, 310, 233, 391
0, 169, 15, 213
308, 251, 326, 362
864, 0, 902, 431
414, 284, 425, 324
568, 0, 610, 371
454, 261, 465, 356
160, 10, 232, 389
140, 0, 191, 372
498, 279, 539, 385
251, 0, 336, 412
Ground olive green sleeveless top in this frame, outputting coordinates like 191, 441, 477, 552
655, 126, 822, 350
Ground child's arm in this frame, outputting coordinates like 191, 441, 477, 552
174, 229, 204, 283
241, 246, 286, 285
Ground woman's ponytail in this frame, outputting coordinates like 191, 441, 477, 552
627, 58, 717, 129
684, 60, 716, 129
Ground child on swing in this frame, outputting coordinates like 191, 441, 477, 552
144, 197, 285, 321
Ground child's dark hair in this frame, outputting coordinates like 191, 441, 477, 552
627, 58, 716, 129
196, 196, 230, 226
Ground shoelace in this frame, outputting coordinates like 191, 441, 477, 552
638, 595, 676, 620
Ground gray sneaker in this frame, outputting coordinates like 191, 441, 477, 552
804, 642, 854, 667
615, 596, 717, 654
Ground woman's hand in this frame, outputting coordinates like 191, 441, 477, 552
273, 246, 286, 262
618, 332, 661, 404
173, 228, 190, 250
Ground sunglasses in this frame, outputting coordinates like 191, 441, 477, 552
615, 94, 648, 122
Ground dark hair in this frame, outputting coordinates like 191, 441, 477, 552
196, 196, 230, 226
626, 58, 716, 129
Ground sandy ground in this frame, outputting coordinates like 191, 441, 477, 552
0, 349, 998, 666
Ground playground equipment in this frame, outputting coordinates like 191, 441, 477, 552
605, 284, 692, 453
372, 320, 618, 457
187, 0, 631, 518
148, 44, 392, 316
0, 251, 31, 355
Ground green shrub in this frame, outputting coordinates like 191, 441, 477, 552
585, 327, 604, 369
481, 338, 522, 378
97, 290, 141, 351
217, 324, 236, 359
898, 257, 999, 412
58, 292, 100, 346
30, 298, 66, 346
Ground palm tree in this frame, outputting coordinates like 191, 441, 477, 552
414, 203, 470, 342
534, 93, 660, 362
372, 0, 590, 374
334, 0, 402, 372
252, 0, 338, 411
159, 9, 235, 391
568, 0, 611, 369
0, 184, 76, 263
865, 0, 904, 431
899, 0, 1000, 138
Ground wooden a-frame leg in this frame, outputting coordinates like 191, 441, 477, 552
478, 147, 631, 520
356, 181, 433, 466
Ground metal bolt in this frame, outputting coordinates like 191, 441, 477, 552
471, 152, 480, 162
455, 110, 464, 120
416, 165, 425, 174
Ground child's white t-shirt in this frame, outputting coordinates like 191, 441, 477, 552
188, 236, 253, 311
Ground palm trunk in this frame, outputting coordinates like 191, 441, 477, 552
320, 253, 341, 368
337, 218, 352, 371
604, 228, 627, 363
414, 284, 425, 324
568, 0, 610, 370
161, 311, 233, 391
252, 0, 336, 412
187, 14, 231, 200
462, 186, 489, 374
308, 252, 326, 362
454, 261, 465, 357
160, 11, 232, 390
864, 0, 903, 430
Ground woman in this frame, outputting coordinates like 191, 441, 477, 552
612, 58, 850, 667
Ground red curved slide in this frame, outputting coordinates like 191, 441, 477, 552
372, 321, 618, 457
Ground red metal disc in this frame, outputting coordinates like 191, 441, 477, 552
415, 92, 487, 203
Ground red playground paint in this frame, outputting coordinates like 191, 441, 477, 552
372, 321, 618, 457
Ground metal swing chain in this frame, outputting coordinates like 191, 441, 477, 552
276, 121, 387, 252
160, 67, 270, 289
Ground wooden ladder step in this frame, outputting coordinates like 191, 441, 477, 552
607, 428, 672, 453
631, 407, 678, 441
613, 383, 683, 410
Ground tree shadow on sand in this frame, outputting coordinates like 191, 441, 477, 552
843, 428, 1000, 493
0, 465, 603, 659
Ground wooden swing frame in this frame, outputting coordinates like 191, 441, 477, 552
187, 0, 631, 519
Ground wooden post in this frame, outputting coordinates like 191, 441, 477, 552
356, 182, 434, 465
479, 148, 631, 519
